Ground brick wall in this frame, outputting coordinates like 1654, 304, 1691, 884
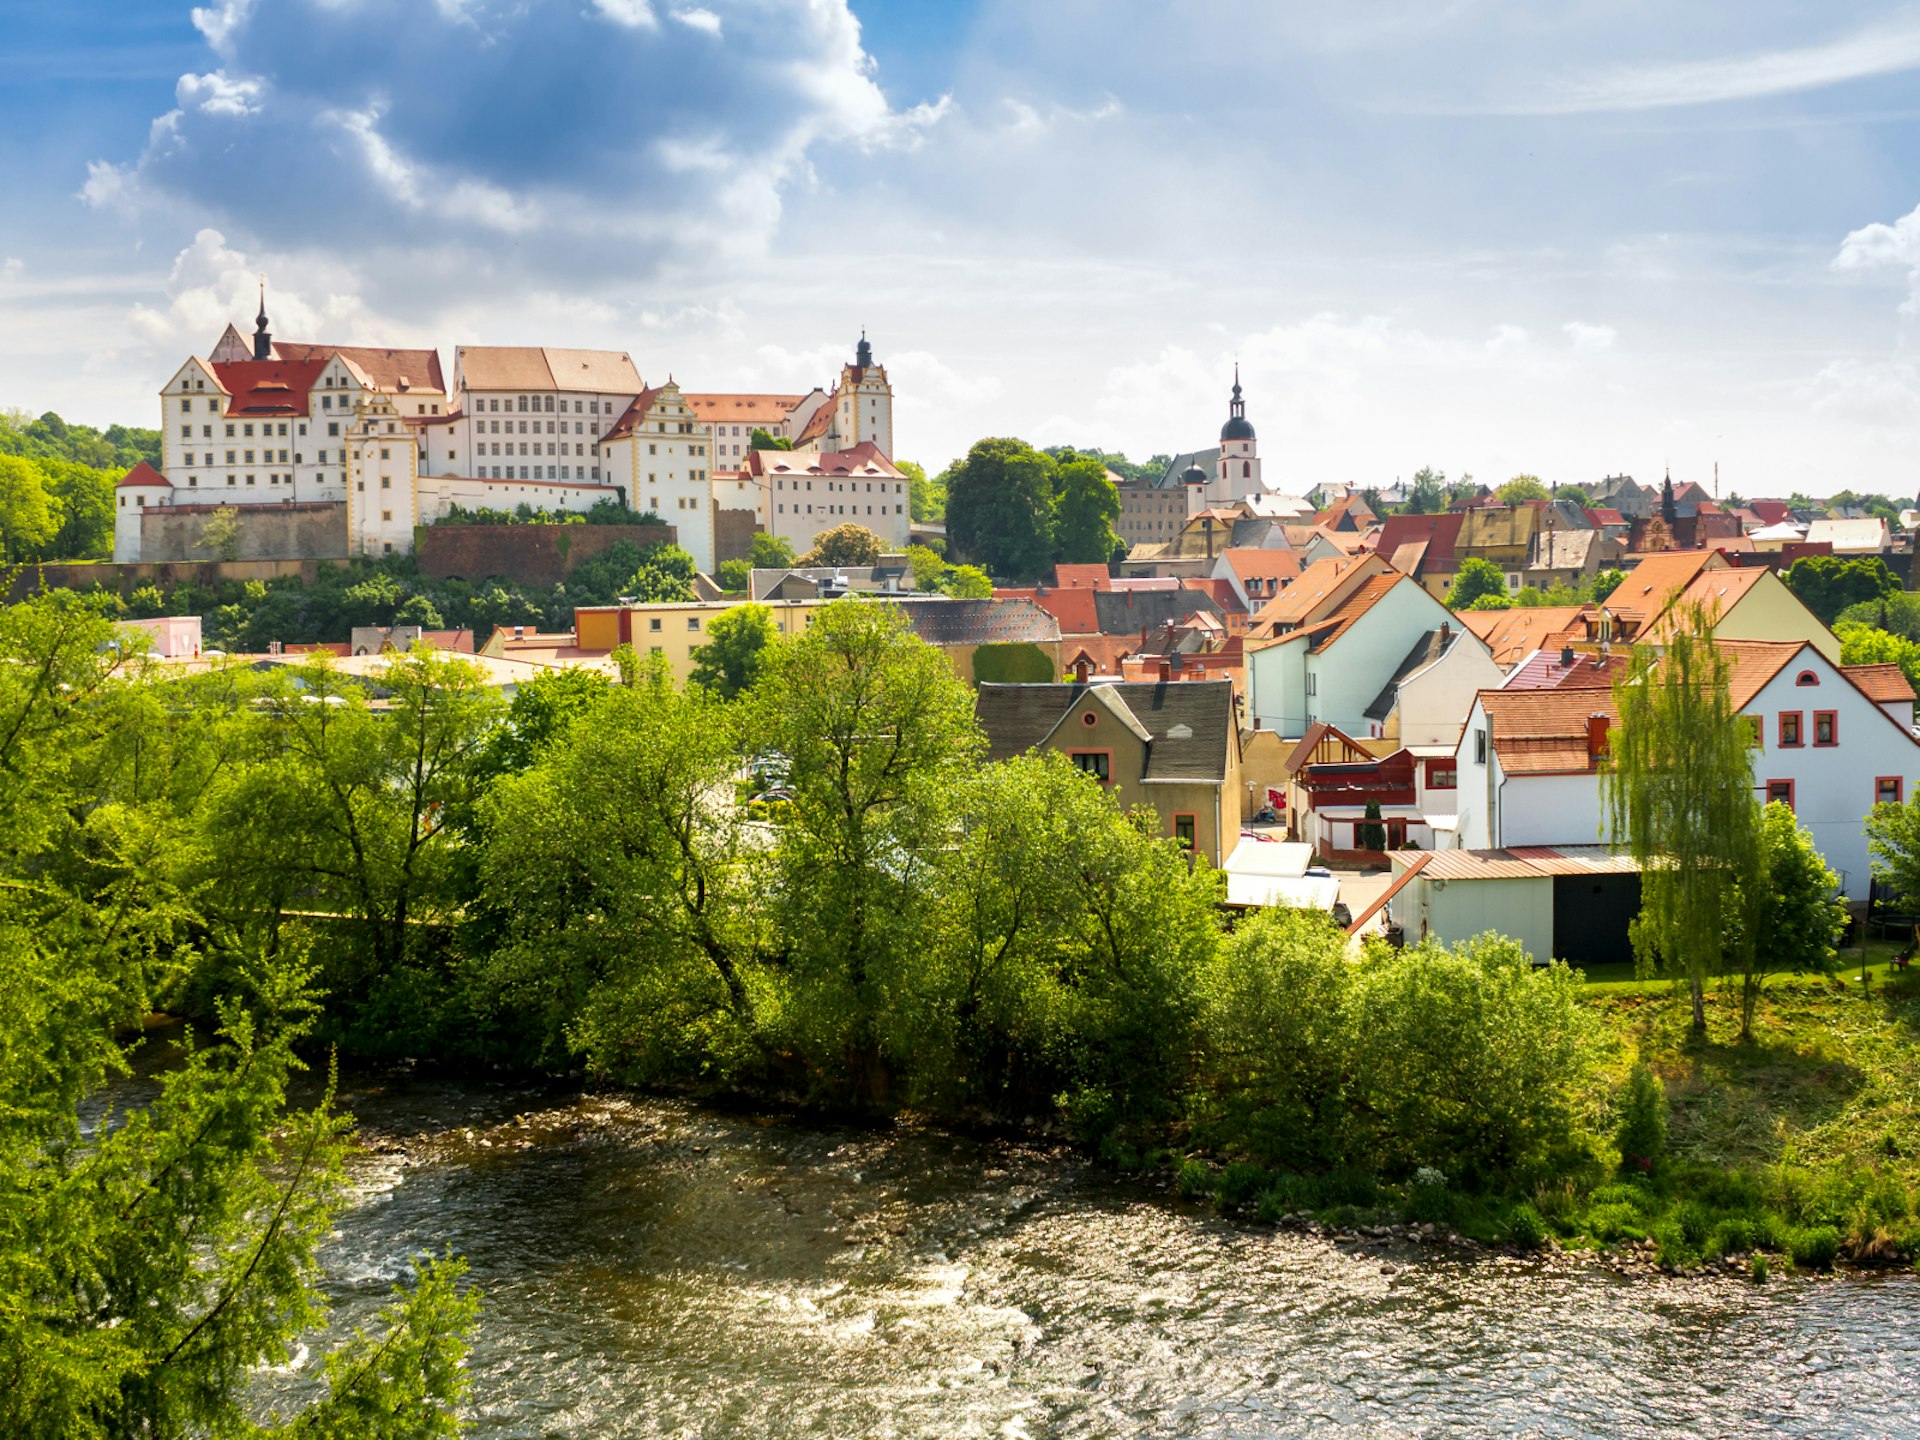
713, 507, 759, 567
414, 522, 677, 586
10, 558, 337, 602
143, 502, 349, 562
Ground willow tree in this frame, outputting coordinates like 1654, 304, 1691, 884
1603, 608, 1760, 1032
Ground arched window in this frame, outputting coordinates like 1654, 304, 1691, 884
1796, 670, 1819, 686
1243, 460, 1251, 478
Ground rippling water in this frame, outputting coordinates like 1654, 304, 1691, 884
289, 1074, 1920, 1439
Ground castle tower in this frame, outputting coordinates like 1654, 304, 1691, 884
833, 330, 894, 457
1215, 366, 1261, 499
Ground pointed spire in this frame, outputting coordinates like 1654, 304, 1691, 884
252, 277, 273, 361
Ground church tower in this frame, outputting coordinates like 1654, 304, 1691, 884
833, 331, 894, 457
1215, 366, 1261, 499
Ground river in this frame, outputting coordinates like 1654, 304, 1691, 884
284, 1071, 1920, 1438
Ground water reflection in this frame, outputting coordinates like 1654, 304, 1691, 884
294, 1077, 1920, 1438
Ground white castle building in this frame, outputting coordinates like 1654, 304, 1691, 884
118, 299, 906, 571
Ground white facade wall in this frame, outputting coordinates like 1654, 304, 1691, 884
1209, 433, 1262, 504
1389, 870, 1555, 961
1389, 636, 1503, 747
600, 386, 717, 571
344, 396, 419, 558
459, 388, 634, 486
1745, 661, 1920, 898
1248, 583, 1464, 739
758, 460, 911, 555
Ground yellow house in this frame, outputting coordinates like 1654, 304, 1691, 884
975, 679, 1243, 865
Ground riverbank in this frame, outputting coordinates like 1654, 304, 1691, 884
1168, 966, 1920, 1276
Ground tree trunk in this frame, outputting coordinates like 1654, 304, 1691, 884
1689, 974, 1707, 1033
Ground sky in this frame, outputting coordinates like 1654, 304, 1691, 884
4, 0, 1920, 499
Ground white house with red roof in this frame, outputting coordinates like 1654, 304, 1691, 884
1452, 639, 1920, 898
739, 440, 910, 555
1245, 554, 1497, 739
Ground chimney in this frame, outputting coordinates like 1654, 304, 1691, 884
1439, 621, 1451, 644
1587, 713, 1611, 757
1560, 645, 1576, 668
1073, 656, 1092, 684
513, 625, 525, 640
1158, 660, 1172, 681
1252, 716, 1262, 730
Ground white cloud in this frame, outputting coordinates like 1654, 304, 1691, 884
2, 258, 22, 278
176, 70, 264, 116
591, 0, 658, 29
1471, 17, 1920, 115
1563, 321, 1618, 352
671, 7, 721, 37
1834, 200, 1920, 314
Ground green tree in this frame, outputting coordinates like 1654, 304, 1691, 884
941, 564, 992, 599
905, 754, 1220, 1119
748, 531, 797, 570
945, 437, 1057, 581
751, 600, 983, 1099
1837, 591, 1920, 642
205, 649, 503, 977
1498, 474, 1551, 504
905, 543, 949, 591
799, 523, 884, 568
1357, 800, 1387, 851
1555, 484, 1593, 507
1405, 466, 1446, 515
748, 428, 793, 451
42, 458, 117, 559
1733, 802, 1843, 1041
479, 660, 764, 1074
480, 664, 611, 777
1588, 568, 1626, 602
1604, 610, 1762, 1032
197, 505, 244, 562
689, 601, 778, 699
0, 592, 477, 1435
1052, 456, 1124, 565
716, 557, 751, 591
898, 459, 945, 523
1446, 557, 1508, 610
1784, 554, 1897, 626
0, 452, 60, 561
626, 543, 699, 602
394, 592, 444, 628
1867, 789, 1920, 911
1837, 622, 1920, 689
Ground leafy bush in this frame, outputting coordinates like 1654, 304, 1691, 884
1586, 1200, 1648, 1243
1712, 1217, 1757, 1255
1615, 1064, 1668, 1175
1218, 1163, 1272, 1210
1176, 1158, 1215, 1199
1507, 1203, 1548, 1251
1789, 1224, 1840, 1270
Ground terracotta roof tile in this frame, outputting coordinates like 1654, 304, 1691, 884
1457, 605, 1593, 667
117, 460, 172, 489
1845, 663, 1918, 704
274, 342, 446, 395
210, 357, 329, 418
682, 392, 809, 426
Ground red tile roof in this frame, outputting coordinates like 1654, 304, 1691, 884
117, 460, 172, 489
211, 357, 330, 418
600, 385, 665, 444
1476, 687, 1620, 775
1456, 605, 1592, 667
1373, 512, 1463, 571
997, 586, 1100, 635
1845, 663, 1918, 704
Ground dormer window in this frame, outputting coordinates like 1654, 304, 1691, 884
1796, 670, 1819, 686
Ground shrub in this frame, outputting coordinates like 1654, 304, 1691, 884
1675, 1201, 1711, 1249
1651, 1219, 1695, 1268
1789, 1225, 1840, 1270
1507, 1203, 1548, 1251
1587, 1201, 1647, 1243
1615, 1064, 1668, 1175
1218, 1162, 1272, 1210
1752, 1254, 1770, 1283
1711, 1217, 1756, 1255
1176, 1157, 1215, 1199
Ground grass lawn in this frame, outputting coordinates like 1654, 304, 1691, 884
1560, 948, 1920, 1264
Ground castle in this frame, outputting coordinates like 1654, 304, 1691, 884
118, 296, 905, 573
